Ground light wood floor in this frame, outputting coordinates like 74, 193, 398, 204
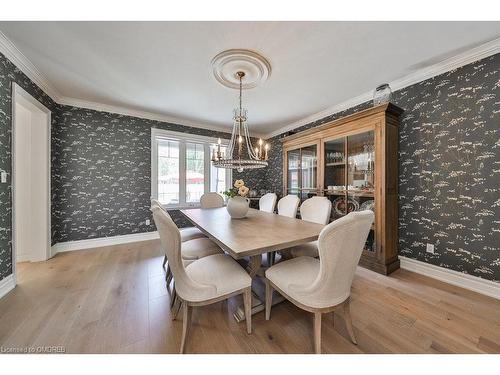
1, 240, 499, 354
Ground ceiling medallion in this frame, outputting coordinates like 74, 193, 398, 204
211, 49, 271, 90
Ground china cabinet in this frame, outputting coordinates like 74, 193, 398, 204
282, 103, 403, 275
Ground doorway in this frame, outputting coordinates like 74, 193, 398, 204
12, 83, 51, 271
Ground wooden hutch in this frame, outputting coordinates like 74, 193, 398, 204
282, 103, 403, 275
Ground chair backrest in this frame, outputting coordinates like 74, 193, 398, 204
150, 198, 163, 211
300, 196, 332, 224
200, 192, 224, 209
259, 193, 277, 213
277, 194, 300, 218
151, 206, 216, 301
300, 211, 374, 306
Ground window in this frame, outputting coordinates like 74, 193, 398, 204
210, 145, 228, 194
157, 140, 180, 205
152, 129, 231, 208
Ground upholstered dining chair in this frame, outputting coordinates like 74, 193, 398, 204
152, 206, 253, 353
259, 193, 279, 265
265, 194, 301, 266
265, 210, 374, 354
259, 192, 277, 213
200, 192, 224, 208
289, 196, 332, 258
150, 199, 220, 288
277, 194, 300, 218
151, 199, 205, 247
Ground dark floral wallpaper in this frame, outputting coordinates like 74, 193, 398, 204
263, 54, 500, 282
0, 51, 266, 281
52, 105, 266, 243
1, 49, 498, 283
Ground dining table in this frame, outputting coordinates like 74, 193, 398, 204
180, 207, 325, 322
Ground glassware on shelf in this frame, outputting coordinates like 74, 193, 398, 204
373, 83, 392, 106
326, 151, 344, 164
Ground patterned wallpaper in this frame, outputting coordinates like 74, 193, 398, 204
0, 51, 266, 281
52, 105, 267, 243
1, 49, 498, 283
263, 54, 500, 282
0, 52, 57, 280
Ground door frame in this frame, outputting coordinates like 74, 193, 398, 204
11, 83, 51, 285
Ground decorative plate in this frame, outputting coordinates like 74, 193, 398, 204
360, 199, 375, 213
332, 197, 360, 216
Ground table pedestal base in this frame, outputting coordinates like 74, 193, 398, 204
233, 253, 285, 322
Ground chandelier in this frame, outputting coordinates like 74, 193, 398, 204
211, 71, 269, 172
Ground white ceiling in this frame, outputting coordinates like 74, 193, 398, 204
1, 21, 499, 137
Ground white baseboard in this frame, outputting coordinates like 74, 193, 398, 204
15, 253, 31, 263
51, 231, 159, 255
0, 274, 16, 299
399, 256, 500, 300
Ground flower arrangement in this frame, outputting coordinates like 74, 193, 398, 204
222, 179, 250, 198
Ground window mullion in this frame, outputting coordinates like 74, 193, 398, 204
204, 144, 210, 195
179, 141, 187, 206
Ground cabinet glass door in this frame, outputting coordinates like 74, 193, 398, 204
300, 144, 318, 201
347, 131, 375, 251
324, 137, 346, 219
287, 149, 300, 195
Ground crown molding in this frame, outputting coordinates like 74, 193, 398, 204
0, 31, 254, 137
263, 37, 500, 139
0, 30, 62, 102
2, 30, 499, 140
57, 96, 254, 137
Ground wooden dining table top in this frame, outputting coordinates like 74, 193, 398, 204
180, 207, 324, 259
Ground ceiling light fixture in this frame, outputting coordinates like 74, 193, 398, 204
212, 71, 269, 172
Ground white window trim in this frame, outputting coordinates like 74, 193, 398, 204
151, 128, 232, 209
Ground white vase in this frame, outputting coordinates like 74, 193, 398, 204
226, 196, 250, 219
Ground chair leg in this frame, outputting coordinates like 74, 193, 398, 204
314, 312, 322, 354
170, 283, 177, 308
162, 254, 168, 269
172, 297, 182, 320
265, 280, 273, 320
343, 299, 357, 345
271, 251, 276, 265
267, 251, 275, 267
166, 264, 173, 286
179, 302, 192, 354
165, 263, 172, 285
243, 287, 252, 334
280, 249, 292, 260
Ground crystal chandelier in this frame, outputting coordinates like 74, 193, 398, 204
211, 71, 269, 172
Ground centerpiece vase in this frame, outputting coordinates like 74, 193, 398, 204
226, 196, 250, 219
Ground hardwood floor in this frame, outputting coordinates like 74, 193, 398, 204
0, 240, 499, 354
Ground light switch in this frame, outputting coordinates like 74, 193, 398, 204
0, 171, 7, 183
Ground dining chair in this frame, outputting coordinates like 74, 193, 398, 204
151, 199, 205, 247
259, 193, 279, 266
200, 192, 224, 208
277, 194, 300, 218
265, 210, 374, 354
152, 206, 253, 353
266, 194, 301, 266
289, 196, 332, 258
259, 192, 277, 213
150, 199, 220, 287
